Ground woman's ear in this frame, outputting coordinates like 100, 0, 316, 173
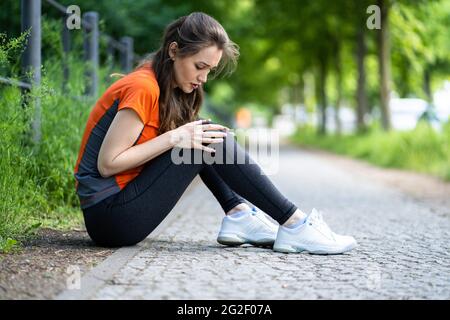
169, 42, 178, 60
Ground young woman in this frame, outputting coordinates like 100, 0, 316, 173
74, 12, 357, 254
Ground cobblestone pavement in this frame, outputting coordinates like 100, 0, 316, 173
78, 146, 450, 299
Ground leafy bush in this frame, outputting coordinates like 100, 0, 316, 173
0, 26, 114, 252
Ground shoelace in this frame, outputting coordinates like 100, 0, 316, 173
309, 209, 336, 240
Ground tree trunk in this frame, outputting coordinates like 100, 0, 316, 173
356, 28, 368, 132
298, 75, 305, 106
334, 41, 342, 135
292, 75, 305, 126
317, 58, 328, 135
423, 67, 432, 105
378, 0, 391, 131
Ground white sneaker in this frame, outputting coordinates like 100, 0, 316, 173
217, 207, 279, 247
273, 208, 357, 254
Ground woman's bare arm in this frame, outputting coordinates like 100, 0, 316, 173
97, 108, 175, 178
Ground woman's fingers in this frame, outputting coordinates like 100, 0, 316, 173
178, 119, 229, 151
202, 131, 227, 138
201, 123, 229, 131
194, 143, 216, 153
202, 138, 224, 144
191, 119, 230, 132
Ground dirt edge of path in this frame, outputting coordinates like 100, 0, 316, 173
0, 227, 115, 300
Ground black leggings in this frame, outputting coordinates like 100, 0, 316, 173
82, 132, 298, 247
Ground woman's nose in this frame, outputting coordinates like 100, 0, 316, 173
198, 72, 207, 84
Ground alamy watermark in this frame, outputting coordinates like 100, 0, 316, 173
66, 5, 81, 30
66, 265, 81, 290
365, 262, 383, 290
366, 5, 381, 30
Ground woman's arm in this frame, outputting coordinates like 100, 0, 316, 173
97, 108, 175, 178
98, 108, 228, 178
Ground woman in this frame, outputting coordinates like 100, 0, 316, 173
74, 12, 357, 254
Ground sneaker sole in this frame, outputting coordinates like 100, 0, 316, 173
217, 234, 275, 248
273, 241, 357, 255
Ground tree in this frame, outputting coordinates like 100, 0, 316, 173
377, 0, 392, 130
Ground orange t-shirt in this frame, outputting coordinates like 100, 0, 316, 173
73, 64, 160, 209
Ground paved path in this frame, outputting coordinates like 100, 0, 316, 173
58, 146, 450, 299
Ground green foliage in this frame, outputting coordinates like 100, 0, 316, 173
291, 122, 450, 181
391, 0, 450, 98
0, 31, 29, 74
2, 0, 449, 120
0, 238, 19, 254
0, 30, 113, 253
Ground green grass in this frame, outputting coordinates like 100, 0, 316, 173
0, 29, 116, 253
290, 122, 450, 181
0, 71, 89, 253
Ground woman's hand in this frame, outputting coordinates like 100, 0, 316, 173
169, 119, 230, 153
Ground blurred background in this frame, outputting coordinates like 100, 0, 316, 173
0, 0, 449, 252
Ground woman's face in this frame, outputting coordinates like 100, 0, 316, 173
170, 44, 223, 93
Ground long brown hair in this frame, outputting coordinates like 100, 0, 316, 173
137, 12, 239, 134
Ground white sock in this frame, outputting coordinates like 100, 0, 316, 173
228, 210, 247, 218
284, 210, 307, 228
285, 217, 307, 228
